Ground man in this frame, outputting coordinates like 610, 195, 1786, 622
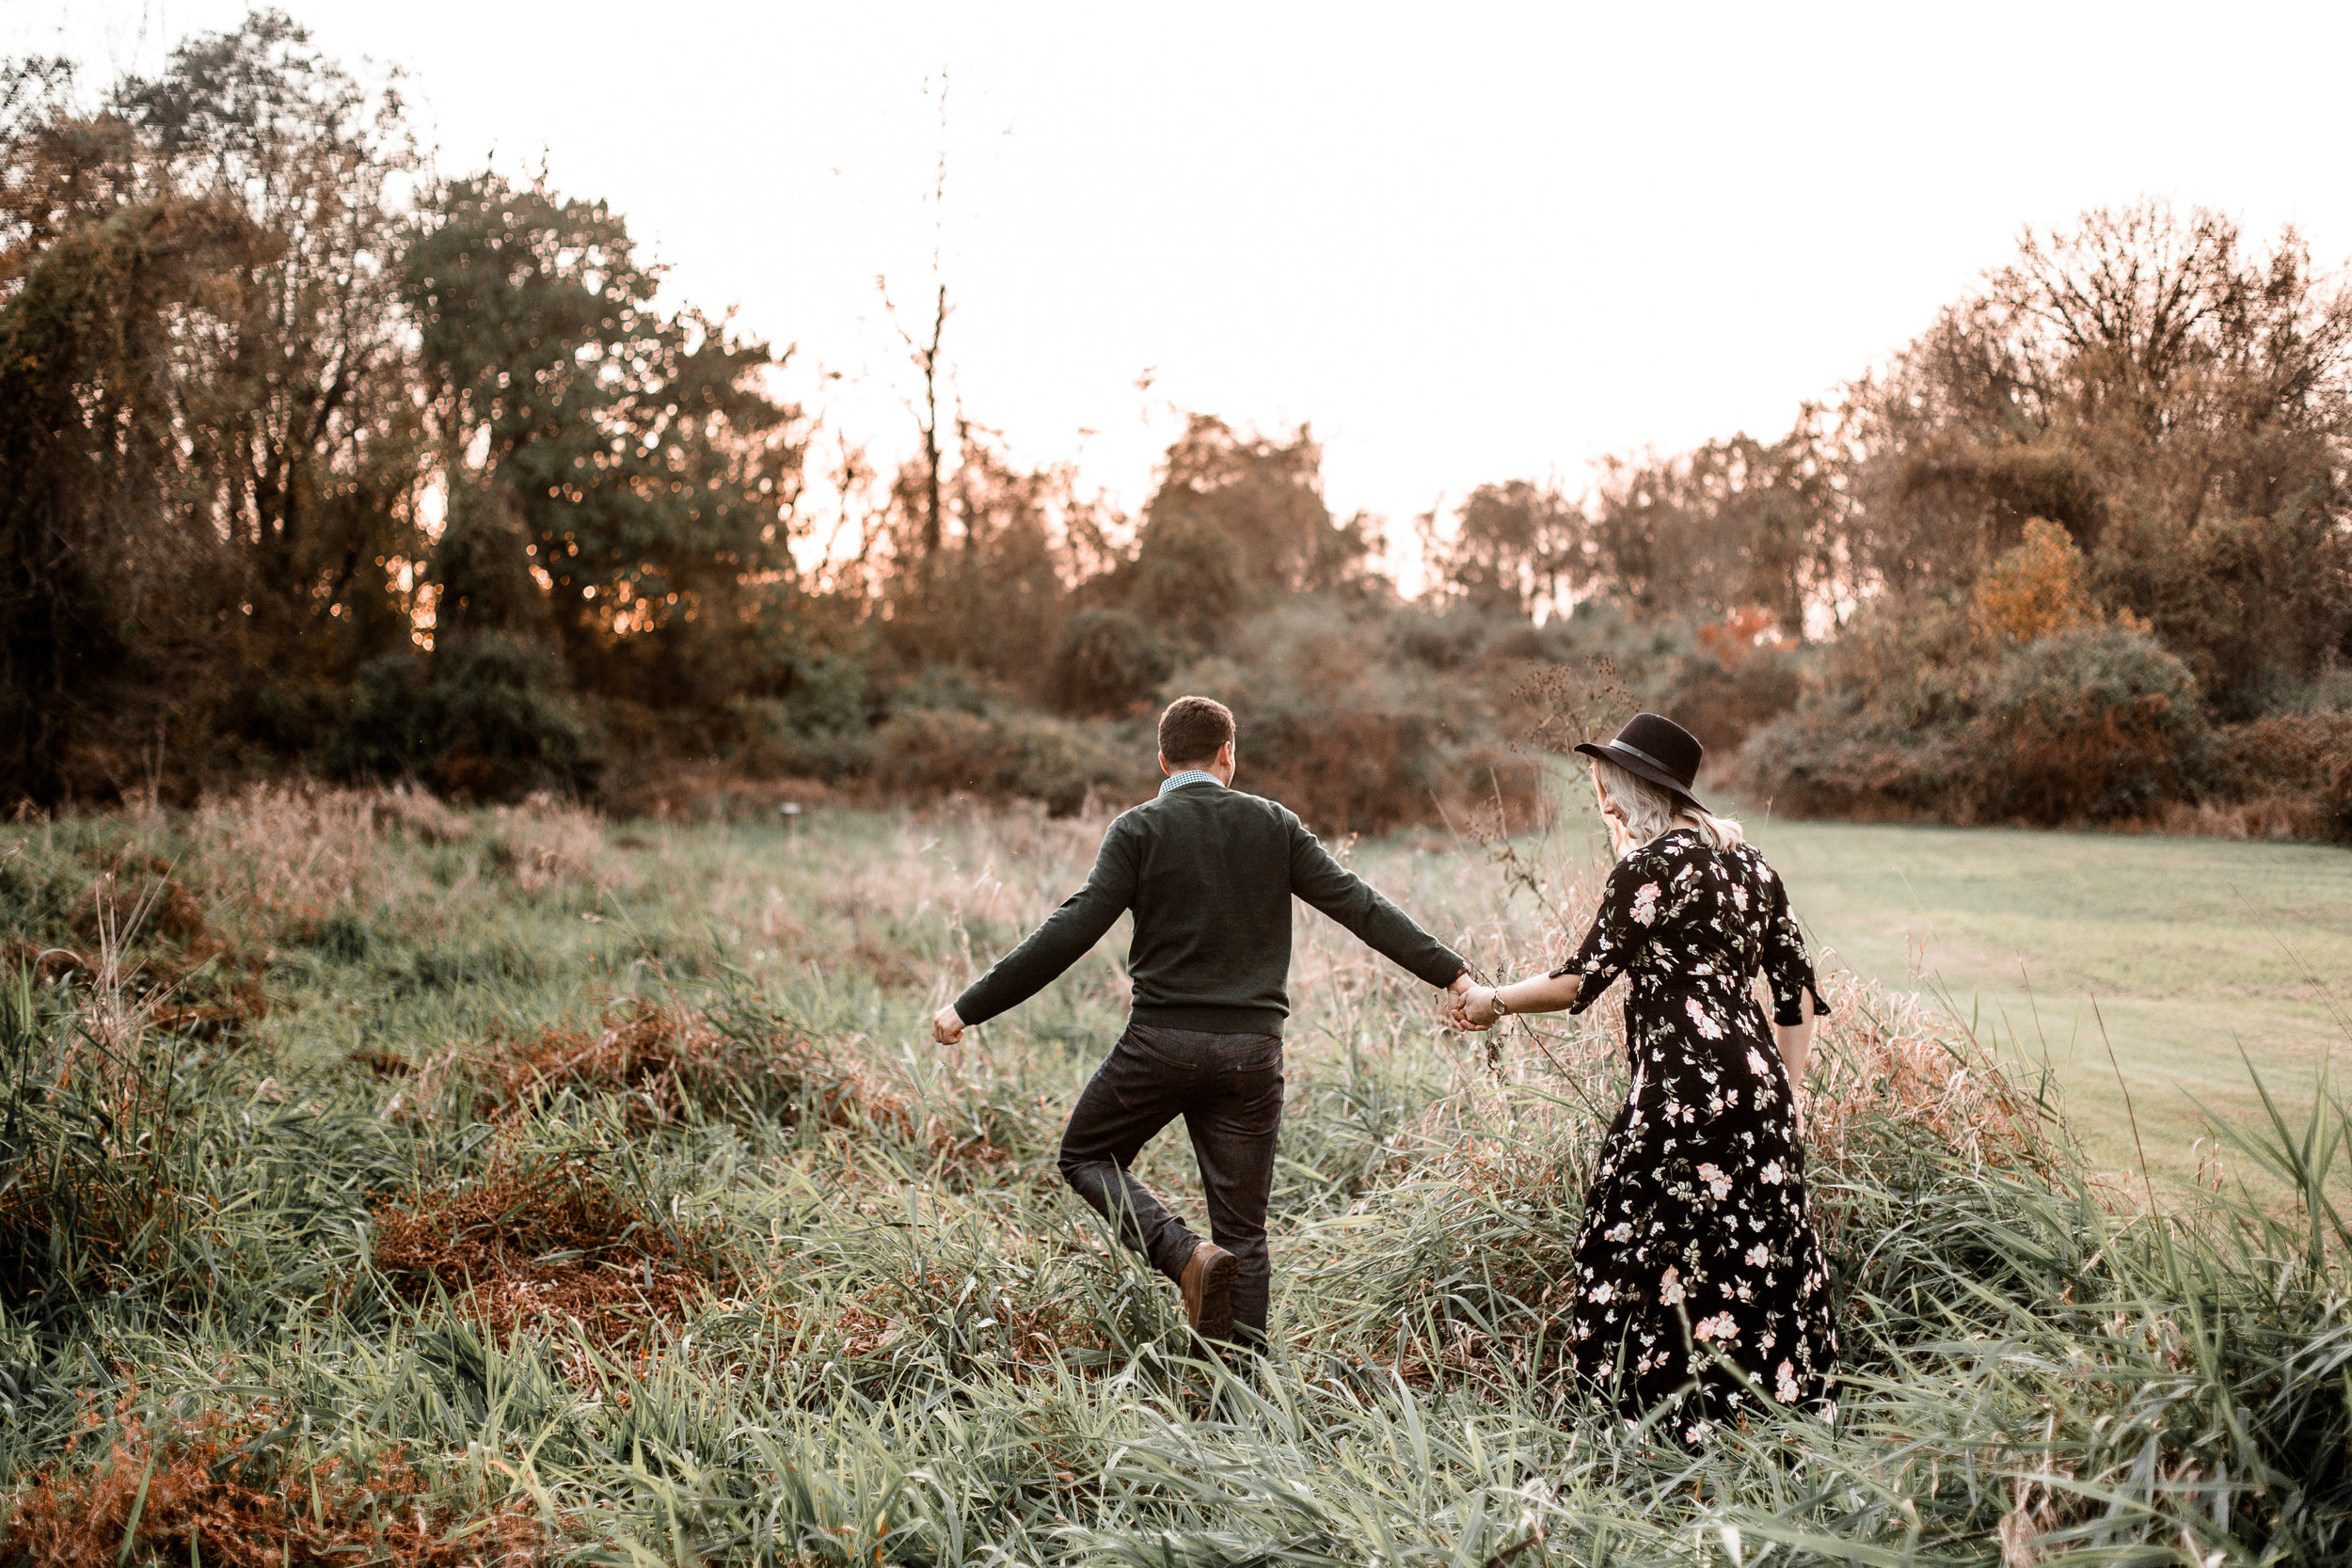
932, 695, 1472, 1349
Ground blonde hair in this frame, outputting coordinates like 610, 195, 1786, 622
1591, 756, 1745, 858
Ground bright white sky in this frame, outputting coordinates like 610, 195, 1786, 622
15, 1, 2352, 578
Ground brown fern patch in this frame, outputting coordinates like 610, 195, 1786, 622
0, 1402, 545, 1566
465, 999, 807, 1127
370, 1155, 731, 1341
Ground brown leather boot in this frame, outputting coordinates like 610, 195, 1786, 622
1178, 1240, 1238, 1342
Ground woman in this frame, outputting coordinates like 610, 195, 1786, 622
1449, 712, 1837, 1441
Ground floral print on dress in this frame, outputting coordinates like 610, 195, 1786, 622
1549, 829, 1838, 1442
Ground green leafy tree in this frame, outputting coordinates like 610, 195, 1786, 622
0, 15, 429, 800
403, 172, 805, 705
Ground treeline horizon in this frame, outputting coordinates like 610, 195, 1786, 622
5, 13, 2348, 835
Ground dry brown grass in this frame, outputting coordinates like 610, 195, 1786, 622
0, 1403, 544, 1566
129, 783, 621, 934
600, 759, 844, 822
2140, 792, 2334, 841
1801, 970, 2055, 1178
482, 795, 617, 895
189, 783, 439, 925
370, 1155, 728, 1342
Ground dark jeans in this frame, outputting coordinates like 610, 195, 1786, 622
1057, 1023, 1284, 1343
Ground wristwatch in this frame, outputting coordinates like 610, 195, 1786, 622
1489, 989, 1511, 1020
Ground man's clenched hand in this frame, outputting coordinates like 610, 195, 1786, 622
932, 1005, 966, 1046
1438, 970, 1476, 1031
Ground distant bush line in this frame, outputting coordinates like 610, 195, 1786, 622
3, 18, 2345, 837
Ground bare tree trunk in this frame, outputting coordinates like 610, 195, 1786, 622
921, 281, 945, 558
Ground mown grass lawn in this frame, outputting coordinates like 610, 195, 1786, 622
1736, 813, 2352, 1193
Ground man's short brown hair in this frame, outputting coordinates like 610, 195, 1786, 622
1158, 695, 1235, 767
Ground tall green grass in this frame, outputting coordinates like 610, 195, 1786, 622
0, 786, 2345, 1563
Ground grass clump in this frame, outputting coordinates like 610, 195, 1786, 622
0, 972, 393, 1330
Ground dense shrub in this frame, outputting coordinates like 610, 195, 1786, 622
2203, 710, 2352, 842
1661, 654, 1805, 758
1658, 610, 1808, 756
330, 633, 602, 802
2210, 710, 2352, 800
1970, 625, 2208, 819
1049, 609, 1174, 717
870, 707, 1147, 816
1162, 600, 1515, 833
1746, 622, 2208, 825
1236, 706, 1449, 837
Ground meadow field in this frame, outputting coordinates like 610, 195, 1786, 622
1, 784, 2348, 1563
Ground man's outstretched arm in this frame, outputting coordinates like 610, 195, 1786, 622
1286, 816, 1468, 990
936, 824, 1138, 1042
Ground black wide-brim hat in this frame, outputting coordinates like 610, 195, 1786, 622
1574, 712, 1708, 812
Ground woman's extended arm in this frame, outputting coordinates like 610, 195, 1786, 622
1451, 970, 1581, 1028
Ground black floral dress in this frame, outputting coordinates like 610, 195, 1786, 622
1552, 828, 1838, 1440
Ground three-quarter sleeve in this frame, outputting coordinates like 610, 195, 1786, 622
1550, 855, 1656, 1015
1761, 864, 1830, 1026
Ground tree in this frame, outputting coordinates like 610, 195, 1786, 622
0, 14, 444, 803
1584, 425, 1836, 635
1422, 479, 1583, 618
0, 182, 266, 802
1118, 414, 1378, 649
877, 426, 1082, 684
403, 172, 805, 706
1836, 202, 2352, 709
1140, 415, 1368, 596
111, 11, 426, 673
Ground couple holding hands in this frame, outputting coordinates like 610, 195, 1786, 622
930, 696, 1837, 1440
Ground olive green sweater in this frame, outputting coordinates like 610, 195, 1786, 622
953, 780, 1467, 1037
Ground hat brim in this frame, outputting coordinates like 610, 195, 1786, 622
1574, 740, 1708, 814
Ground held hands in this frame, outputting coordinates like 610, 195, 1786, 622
932, 1005, 966, 1046
1436, 972, 1502, 1032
